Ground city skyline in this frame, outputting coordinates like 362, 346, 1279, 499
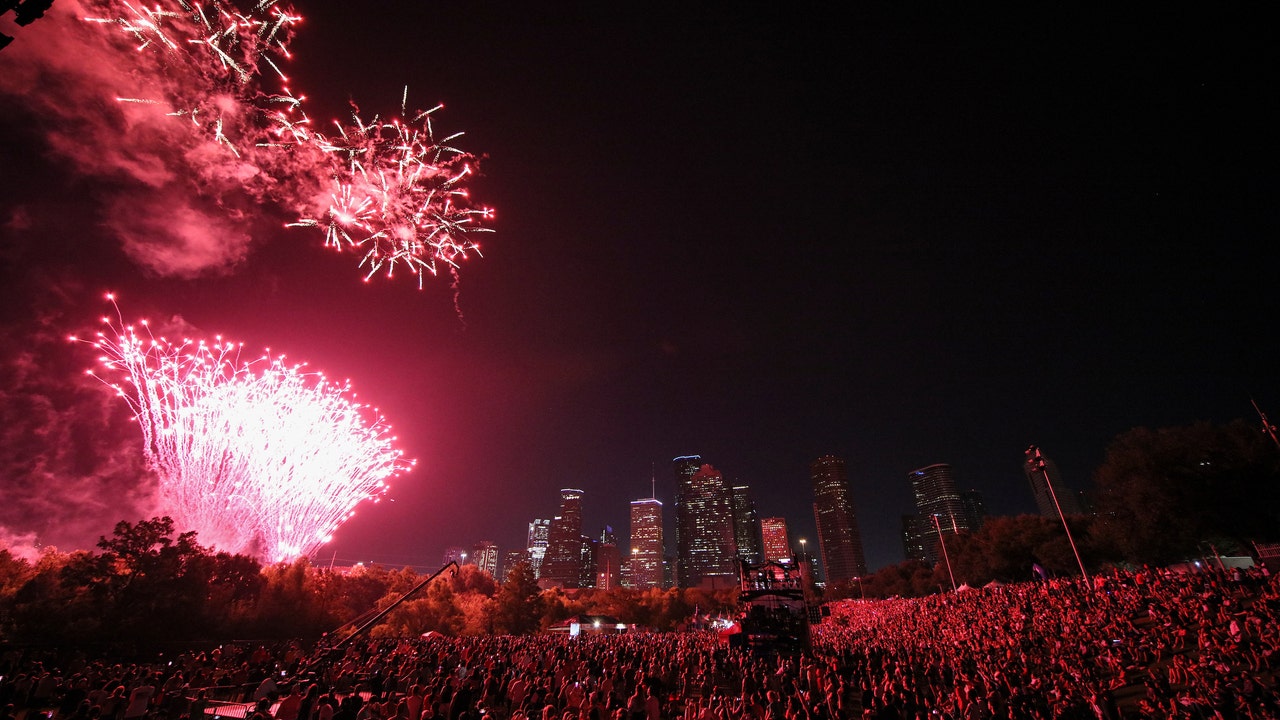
0, 4, 1274, 574
447, 454, 979, 583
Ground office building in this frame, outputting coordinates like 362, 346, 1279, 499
674, 457, 738, 588
909, 463, 968, 564
730, 485, 764, 565
540, 488, 585, 588
596, 526, 621, 590
471, 540, 498, 577
901, 514, 928, 563
629, 497, 664, 589
501, 549, 529, 579
527, 519, 551, 577
811, 455, 868, 583
960, 489, 988, 531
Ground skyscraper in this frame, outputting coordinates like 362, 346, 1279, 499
442, 546, 465, 566
810, 455, 868, 583
674, 457, 738, 588
471, 540, 499, 577
539, 488, 585, 588
909, 463, 968, 564
730, 485, 764, 565
500, 549, 529, 579
629, 497, 664, 589
579, 534, 597, 589
596, 526, 621, 590
527, 519, 551, 577
1023, 447, 1083, 517
760, 516, 791, 563
960, 489, 987, 531
672, 455, 701, 568
901, 514, 928, 563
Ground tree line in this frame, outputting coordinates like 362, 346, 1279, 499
0, 516, 737, 646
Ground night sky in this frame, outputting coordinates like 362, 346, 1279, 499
0, 3, 1276, 572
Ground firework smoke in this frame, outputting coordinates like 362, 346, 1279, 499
0, 0, 491, 284
74, 296, 413, 561
0, 303, 157, 559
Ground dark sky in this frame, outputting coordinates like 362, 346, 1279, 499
0, 3, 1276, 572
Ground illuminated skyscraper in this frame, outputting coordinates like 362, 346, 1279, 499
901, 514, 928, 562
910, 463, 967, 527
674, 457, 738, 588
471, 540, 498, 577
960, 489, 988, 531
760, 516, 791, 563
442, 546, 465, 566
629, 497, 664, 589
672, 454, 701, 563
527, 518, 551, 577
810, 455, 868, 583
540, 488, 585, 587
730, 485, 764, 564
501, 549, 529, 579
579, 534, 597, 588
909, 463, 967, 564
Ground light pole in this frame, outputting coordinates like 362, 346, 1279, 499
798, 538, 806, 563
932, 514, 957, 591
1028, 446, 1089, 584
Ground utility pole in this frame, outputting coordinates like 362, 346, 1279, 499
932, 514, 957, 592
1027, 446, 1089, 584
1252, 398, 1280, 450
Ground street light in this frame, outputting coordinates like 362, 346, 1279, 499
1027, 446, 1089, 584
932, 514, 957, 592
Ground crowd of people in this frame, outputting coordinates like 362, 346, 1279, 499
1, 566, 1278, 720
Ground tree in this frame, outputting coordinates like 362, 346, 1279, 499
860, 560, 935, 599
85, 517, 216, 640
491, 561, 543, 635
255, 558, 340, 638
1091, 420, 1280, 566
0, 548, 32, 594
8, 549, 99, 643
947, 515, 1091, 585
204, 550, 264, 634
448, 564, 497, 597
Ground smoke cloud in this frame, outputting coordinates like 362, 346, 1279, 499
0, 0, 303, 278
0, 308, 159, 557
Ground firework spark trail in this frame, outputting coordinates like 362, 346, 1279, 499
74, 1, 493, 285
290, 101, 495, 287
83, 0, 304, 156
73, 297, 412, 561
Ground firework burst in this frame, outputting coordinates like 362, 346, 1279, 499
84, 0, 303, 157
76, 1, 493, 285
73, 296, 413, 562
290, 98, 494, 286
